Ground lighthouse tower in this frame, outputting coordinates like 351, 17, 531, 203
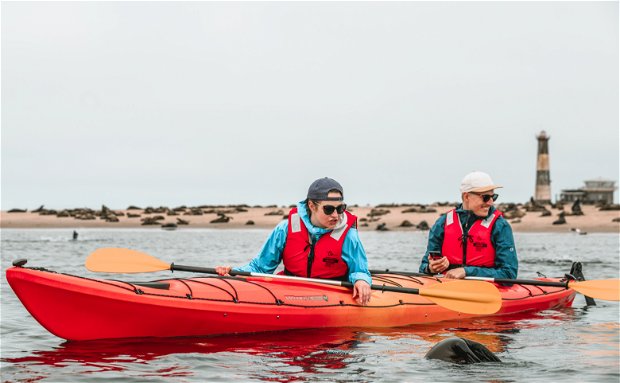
535, 131, 551, 203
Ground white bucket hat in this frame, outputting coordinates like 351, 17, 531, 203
460, 171, 503, 193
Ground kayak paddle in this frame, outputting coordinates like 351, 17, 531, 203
86, 248, 502, 315
370, 268, 620, 301
466, 276, 620, 301
371, 269, 427, 277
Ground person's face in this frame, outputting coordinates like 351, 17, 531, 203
309, 191, 345, 229
463, 190, 497, 217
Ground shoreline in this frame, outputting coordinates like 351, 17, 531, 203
2, 204, 619, 233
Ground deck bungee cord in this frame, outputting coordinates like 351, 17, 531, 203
370, 268, 620, 301
12, 262, 454, 309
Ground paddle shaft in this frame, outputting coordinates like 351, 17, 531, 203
172, 263, 422, 294
466, 276, 569, 288
370, 269, 427, 277
370, 268, 574, 288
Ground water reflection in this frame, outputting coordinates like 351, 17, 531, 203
3, 328, 363, 382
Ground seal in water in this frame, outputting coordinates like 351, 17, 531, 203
425, 337, 501, 364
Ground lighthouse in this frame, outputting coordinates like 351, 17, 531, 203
535, 131, 551, 203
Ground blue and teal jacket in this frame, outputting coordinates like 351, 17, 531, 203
234, 201, 372, 286
418, 205, 518, 279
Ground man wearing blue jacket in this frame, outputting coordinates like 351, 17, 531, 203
419, 171, 518, 279
216, 177, 372, 305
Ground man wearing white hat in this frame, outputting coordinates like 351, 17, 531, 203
419, 171, 518, 279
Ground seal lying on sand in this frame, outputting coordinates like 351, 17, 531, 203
425, 337, 501, 364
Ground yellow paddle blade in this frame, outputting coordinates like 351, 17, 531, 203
85, 248, 171, 273
420, 280, 502, 315
569, 279, 620, 301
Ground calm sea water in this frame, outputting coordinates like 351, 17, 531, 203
1, 229, 619, 382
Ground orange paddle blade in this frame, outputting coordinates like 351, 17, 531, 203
569, 279, 620, 301
420, 280, 502, 315
85, 248, 171, 273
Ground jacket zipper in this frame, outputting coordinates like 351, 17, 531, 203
462, 212, 470, 266
306, 234, 316, 277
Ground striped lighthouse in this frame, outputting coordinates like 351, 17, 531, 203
535, 131, 551, 203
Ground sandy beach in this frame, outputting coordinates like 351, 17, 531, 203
1, 203, 618, 233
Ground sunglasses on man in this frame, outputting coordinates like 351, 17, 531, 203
470, 192, 499, 202
321, 204, 347, 215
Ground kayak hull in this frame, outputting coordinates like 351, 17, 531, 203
6, 266, 576, 341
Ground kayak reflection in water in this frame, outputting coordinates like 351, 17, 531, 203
216, 177, 372, 305
1, 328, 366, 380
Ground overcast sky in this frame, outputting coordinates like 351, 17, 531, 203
2, 1, 618, 209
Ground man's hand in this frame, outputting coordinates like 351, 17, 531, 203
429, 256, 449, 274
352, 280, 372, 305
215, 266, 232, 276
444, 267, 466, 279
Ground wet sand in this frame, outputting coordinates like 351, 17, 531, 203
2, 204, 618, 233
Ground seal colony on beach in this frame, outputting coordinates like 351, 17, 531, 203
2, 202, 619, 232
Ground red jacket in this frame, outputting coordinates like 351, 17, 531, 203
441, 209, 501, 267
282, 207, 357, 279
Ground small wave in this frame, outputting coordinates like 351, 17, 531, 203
2, 238, 106, 244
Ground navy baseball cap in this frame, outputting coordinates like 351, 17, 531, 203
307, 177, 344, 201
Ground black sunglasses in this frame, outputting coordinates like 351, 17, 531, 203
322, 204, 347, 215
470, 192, 499, 202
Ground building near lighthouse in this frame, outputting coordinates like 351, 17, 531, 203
559, 178, 617, 205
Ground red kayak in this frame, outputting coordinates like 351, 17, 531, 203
6, 261, 576, 341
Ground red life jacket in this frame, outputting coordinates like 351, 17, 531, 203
441, 209, 501, 268
281, 207, 357, 279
